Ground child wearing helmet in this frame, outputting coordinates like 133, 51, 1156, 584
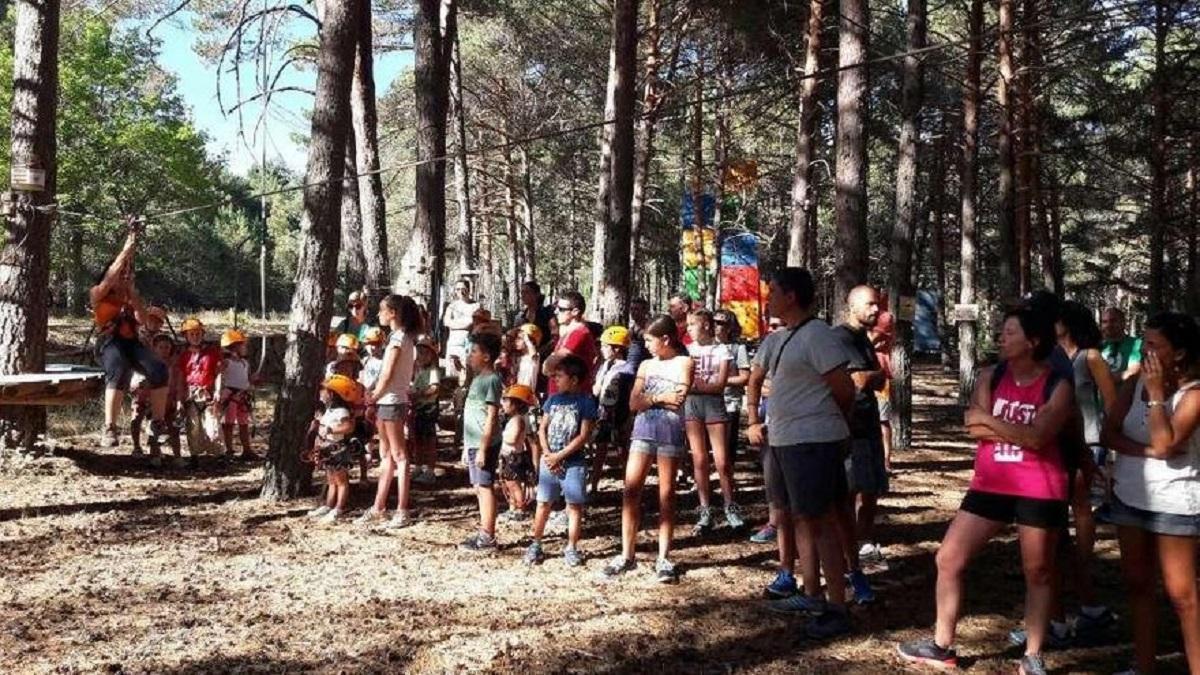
326, 333, 363, 380
499, 384, 537, 521
409, 335, 442, 485
307, 374, 369, 523
590, 325, 634, 493
131, 334, 182, 466
358, 326, 387, 471
216, 328, 255, 461
176, 317, 223, 464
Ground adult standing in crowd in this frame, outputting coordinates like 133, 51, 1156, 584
1102, 312, 1200, 675
511, 281, 554, 352
90, 221, 171, 449
747, 267, 856, 640
1101, 307, 1142, 383
543, 291, 598, 395
335, 289, 373, 342
442, 278, 480, 378
627, 297, 651, 372
668, 293, 694, 347
834, 285, 886, 600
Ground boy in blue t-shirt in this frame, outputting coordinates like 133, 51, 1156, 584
524, 355, 597, 567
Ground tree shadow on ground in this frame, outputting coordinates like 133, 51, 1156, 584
52, 445, 261, 480
0, 484, 261, 522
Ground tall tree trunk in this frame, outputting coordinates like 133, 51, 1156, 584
789, 0, 824, 268
995, 0, 1019, 301
929, 130, 953, 370
0, 0, 58, 452
1148, 0, 1170, 313
1048, 172, 1064, 293
596, 0, 638, 323
1016, 0, 1042, 295
630, 0, 661, 279
450, 29, 474, 275
339, 133, 367, 293
958, 0, 983, 405
262, 0, 356, 499
519, 147, 536, 282
1188, 139, 1199, 316
398, 0, 454, 316
591, 40, 618, 312
1035, 170, 1060, 294
502, 126, 521, 293
888, 0, 924, 452
690, 67, 707, 304
351, 0, 390, 300
833, 0, 869, 318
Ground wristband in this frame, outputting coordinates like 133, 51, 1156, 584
1147, 400, 1166, 408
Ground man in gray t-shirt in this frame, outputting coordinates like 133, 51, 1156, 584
746, 267, 856, 638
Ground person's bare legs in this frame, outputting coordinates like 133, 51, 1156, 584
371, 423, 394, 513
1118, 525, 1158, 674
1018, 524, 1059, 656
620, 452, 653, 560
1158, 533, 1200, 674
221, 424, 235, 455
566, 503, 584, 550
532, 500, 552, 540
655, 455, 679, 559
708, 422, 734, 505
933, 511, 1005, 648
384, 420, 411, 512
685, 420, 712, 509
104, 387, 123, 431
590, 441, 609, 493
477, 483, 497, 537
799, 511, 847, 608
238, 424, 252, 456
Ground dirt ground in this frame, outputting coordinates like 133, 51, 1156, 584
0, 364, 1189, 673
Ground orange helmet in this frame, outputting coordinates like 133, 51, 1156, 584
220, 329, 247, 348
322, 374, 363, 405
503, 384, 537, 408
363, 326, 385, 345
601, 325, 631, 348
336, 333, 359, 350
518, 323, 543, 345
180, 317, 204, 333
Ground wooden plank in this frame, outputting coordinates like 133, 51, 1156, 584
0, 372, 105, 406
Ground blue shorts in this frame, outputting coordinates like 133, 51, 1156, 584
537, 459, 588, 505
1103, 495, 1200, 537
467, 446, 499, 487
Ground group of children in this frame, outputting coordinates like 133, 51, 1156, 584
123, 313, 257, 467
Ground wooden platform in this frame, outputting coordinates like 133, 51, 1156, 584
0, 368, 105, 406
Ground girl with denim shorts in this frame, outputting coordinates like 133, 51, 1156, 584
603, 315, 693, 583
1101, 312, 1200, 675
684, 309, 740, 533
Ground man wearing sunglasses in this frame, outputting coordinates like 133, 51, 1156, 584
543, 291, 598, 396
334, 289, 373, 343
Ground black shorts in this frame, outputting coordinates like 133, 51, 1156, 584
763, 441, 848, 518
97, 335, 168, 390
960, 489, 1068, 529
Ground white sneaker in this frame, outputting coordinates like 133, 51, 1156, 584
319, 508, 343, 523
385, 510, 413, 529
355, 508, 387, 526
307, 505, 332, 519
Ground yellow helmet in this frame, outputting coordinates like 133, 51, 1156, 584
336, 333, 359, 350
518, 323, 543, 345
180, 317, 204, 333
503, 384, 537, 408
601, 325, 631, 348
322, 374, 363, 405
362, 326, 385, 345
220, 328, 247, 348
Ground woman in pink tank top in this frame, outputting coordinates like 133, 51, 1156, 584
899, 307, 1074, 674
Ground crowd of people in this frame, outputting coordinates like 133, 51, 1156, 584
87, 222, 1200, 675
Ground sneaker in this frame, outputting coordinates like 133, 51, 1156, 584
319, 508, 344, 523
1019, 653, 1048, 675
768, 593, 826, 615
725, 503, 747, 530
1008, 623, 1073, 650
655, 557, 679, 583
239, 451, 258, 462
749, 523, 778, 544
546, 509, 568, 535
384, 511, 412, 529
859, 542, 887, 567
805, 606, 851, 640
100, 425, 119, 448
897, 638, 958, 669
601, 555, 636, 579
1074, 607, 1116, 645
563, 547, 585, 567
695, 506, 714, 532
355, 508, 387, 526
847, 569, 876, 605
149, 419, 170, 445
459, 531, 497, 551
307, 505, 332, 519
764, 569, 798, 599
523, 541, 545, 566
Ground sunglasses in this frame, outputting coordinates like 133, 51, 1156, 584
349, 302, 364, 309
556, 305, 573, 312
714, 319, 730, 326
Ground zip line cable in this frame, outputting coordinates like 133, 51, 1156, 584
42, 0, 1179, 227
